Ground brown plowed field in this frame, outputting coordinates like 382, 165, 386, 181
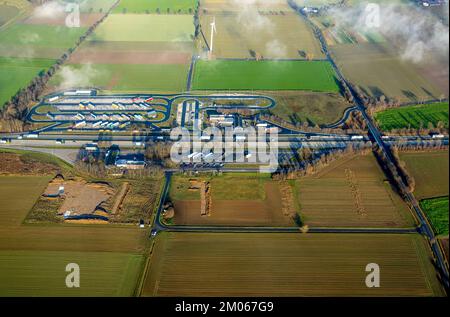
173, 183, 294, 226
141, 232, 445, 297
297, 154, 415, 228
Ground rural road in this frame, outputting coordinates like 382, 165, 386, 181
295, 7, 449, 288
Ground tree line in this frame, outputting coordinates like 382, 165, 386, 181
272, 142, 372, 180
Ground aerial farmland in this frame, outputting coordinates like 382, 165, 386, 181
0, 0, 448, 304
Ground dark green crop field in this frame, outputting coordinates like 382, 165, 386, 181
374, 102, 449, 131
192, 60, 340, 92
420, 196, 449, 236
114, 0, 198, 14
0, 57, 54, 107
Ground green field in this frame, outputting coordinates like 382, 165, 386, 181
0, 176, 51, 226
90, 14, 194, 42
142, 232, 444, 296
169, 173, 269, 201
50, 63, 189, 92
400, 151, 449, 200
0, 24, 87, 49
375, 102, 449, 131
0, 251, 144, 296
0, 57, 54, 107
114, 0, 198, 14
420, 196, 449, 236
192, 60, 340, 92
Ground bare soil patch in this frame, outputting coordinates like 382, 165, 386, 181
44, 178, 114, 216
0, 153, 59, 176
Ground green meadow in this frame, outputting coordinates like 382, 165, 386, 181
0, 57, 54, 107
90, 14, 194, 42
114, 0, 198, 14
50, 63, 189, 92
420, 196, 449, 236
192, 60, 340, 92
375, 102, 449, 131
0, 24, 87, 49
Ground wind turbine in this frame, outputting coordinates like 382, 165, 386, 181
209, 16, 217, 59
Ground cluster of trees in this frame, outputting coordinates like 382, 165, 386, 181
391, 146, 416, 193
145, 141, 177, 168
366, 94, 447, 115
386, 141, 449, 194
218, 108, 255, 116
75, 159, 164, 179
249, 50, 264, 61
272, 143, 372, 180
372, 144, 414, 195
349, 84, 448, 134
342, 111, 367, 131
0, 1, 120, 133
193, 3, 200, 38
75, 146, 165, 179
123, 7, 195, 15
391, 139, 448, 152
383, 124, 448, 137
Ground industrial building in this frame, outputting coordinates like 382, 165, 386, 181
115, 153, 146, 169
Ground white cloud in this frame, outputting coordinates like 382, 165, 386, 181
33, 1, 66, 19
328, 2, 449, 63
57, 64, 101, 90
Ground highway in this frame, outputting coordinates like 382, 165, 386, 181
0, 11, 447, 290
297, 10, 449, 288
